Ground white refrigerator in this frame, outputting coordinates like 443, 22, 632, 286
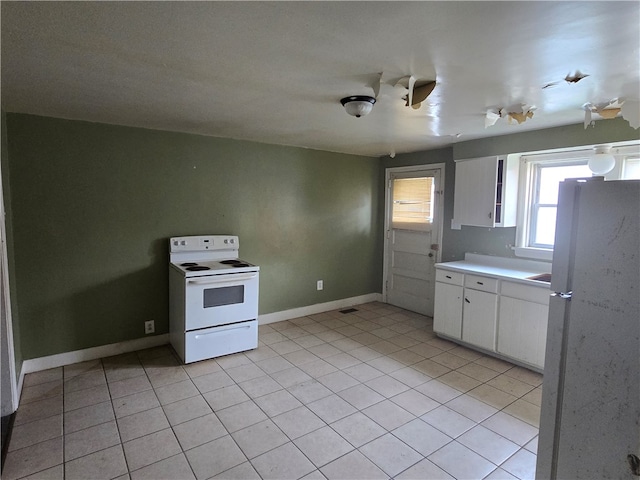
536, 177, 640, 478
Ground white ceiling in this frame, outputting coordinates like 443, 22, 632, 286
2, 2, 639, 157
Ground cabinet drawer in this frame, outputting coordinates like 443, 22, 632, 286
464, 274, 498, 293
436, 269, 464, 286
501, 281, 550, 305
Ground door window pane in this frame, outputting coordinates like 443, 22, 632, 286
392, 177, 434, 229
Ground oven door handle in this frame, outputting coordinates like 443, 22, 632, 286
187, 273, 258, 286
194, 324, 251, 339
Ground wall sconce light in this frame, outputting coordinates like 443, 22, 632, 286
340, 95, 376, 118
588, 145, 616, 175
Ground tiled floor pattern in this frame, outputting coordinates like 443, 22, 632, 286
4, 302, 542, 480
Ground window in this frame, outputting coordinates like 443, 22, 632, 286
621, 156, 640, 179
515, 143, 640, 260
528, 161, 591, 248
392, 176, 434, 230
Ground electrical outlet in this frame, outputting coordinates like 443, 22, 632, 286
145, 320, 155, 334
317, 280, 323, 291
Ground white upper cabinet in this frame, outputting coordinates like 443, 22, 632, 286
452, 155, 518, 228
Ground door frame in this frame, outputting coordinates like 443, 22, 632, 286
382, 163, 446, 303
0, 159, 18, 413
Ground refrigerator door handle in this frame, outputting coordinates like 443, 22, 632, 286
551, 291, 573, 300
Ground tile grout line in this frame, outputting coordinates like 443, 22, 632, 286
11, 304, 539, 480
138, 348, 200, 480
106, 358, 130, 479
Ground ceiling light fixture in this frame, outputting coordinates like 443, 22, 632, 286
588, 145, 616, 175
340, 95, 376, 118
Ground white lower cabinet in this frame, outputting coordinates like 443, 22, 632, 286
434, 282, 463, 339
497, 284, 549, 369
434, 268, 549, 370
462, 288, 497, 351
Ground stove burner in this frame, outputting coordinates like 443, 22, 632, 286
232, 263, 251, 267
186, 266, 211, 271
181, 262, 199, 267
220, 260, 242, 265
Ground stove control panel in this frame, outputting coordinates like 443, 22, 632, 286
170, 235, 239, 252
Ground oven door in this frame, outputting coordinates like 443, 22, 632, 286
184, 271, 259, 330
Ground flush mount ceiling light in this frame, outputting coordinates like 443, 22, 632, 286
340, 95, 376, 118
589, 145, 616, 175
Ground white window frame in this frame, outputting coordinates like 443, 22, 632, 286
514, 142, 640, 261
604, 146, 640, 180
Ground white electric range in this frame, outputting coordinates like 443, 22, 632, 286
169, 235, 259, 363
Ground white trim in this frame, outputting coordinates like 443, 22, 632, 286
20, 334, 170, 376
514, 153, 532, 252
515, 140, 639, 161
18, 293, 384, 383
258, 293, 382, 325
0, 159, 19, 413
512, 246, 554, 262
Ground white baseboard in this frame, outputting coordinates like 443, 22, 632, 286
258, 293, 383, 325
20, 334, 170, 378
18, 293, 383, 394
18, 333, 170, 406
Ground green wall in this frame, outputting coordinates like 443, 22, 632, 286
6, 113, 638, 361
452, 117, 639, 159
382, 118, 640, 262
5, 114, 383, 360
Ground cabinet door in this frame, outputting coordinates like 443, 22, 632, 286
433, 282, 463, 339
498, 296, 548, 368
453, 157, 497, 227
462, 288, 497, 351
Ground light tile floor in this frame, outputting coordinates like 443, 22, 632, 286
4, 302, 542, 480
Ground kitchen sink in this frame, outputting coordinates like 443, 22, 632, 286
527, 273, 551, 283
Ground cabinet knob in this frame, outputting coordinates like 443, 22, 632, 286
488, 212, 492, 219
465, 298, 470, 303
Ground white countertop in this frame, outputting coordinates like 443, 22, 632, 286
436, 253, 552, 287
